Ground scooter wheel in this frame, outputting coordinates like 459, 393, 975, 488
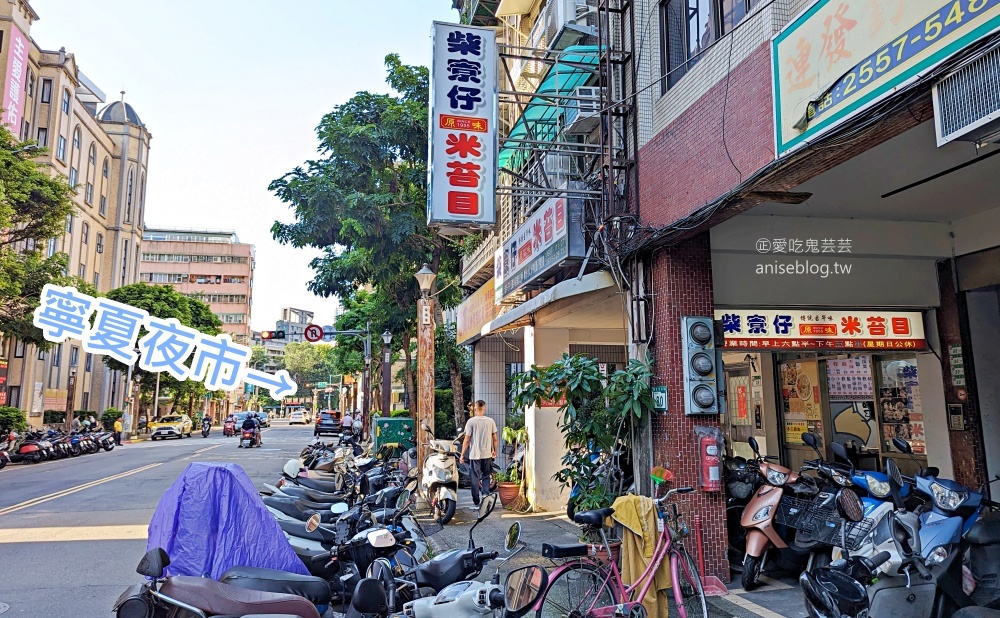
741, 554, 762, 591
436, 498, 456, 525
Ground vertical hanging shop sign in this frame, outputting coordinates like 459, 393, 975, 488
3, 26, 28, 131
427, 22, 497, 232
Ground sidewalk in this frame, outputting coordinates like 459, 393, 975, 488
419, 489, 807, 618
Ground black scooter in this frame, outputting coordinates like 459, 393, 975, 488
201, 418, 211, 438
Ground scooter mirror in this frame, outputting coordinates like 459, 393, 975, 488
504, 565, 549, 617
504, 522, 521, 553
885, 458, 903, 488
305, 514, 321, 533
891, 437, 912, 455
479, 493, 497, 521
836, 489, 864, 523
748, 437, 760, 455
830, 442, 850, 464
396, 489, 411, 510
331, 502, 349, 515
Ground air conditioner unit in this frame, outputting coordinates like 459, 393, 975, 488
564, 86, 602, 135
545, 0, 598, 51
933, 45, 1000, 147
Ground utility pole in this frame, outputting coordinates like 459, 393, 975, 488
414, 264, 437, 471
64, 370, 77, 433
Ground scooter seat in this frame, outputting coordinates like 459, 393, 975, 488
295, 498, 348, 511
220, 566, 332, 605
574, 507, 615, 526
290, 476, 343, 493
158, 576, 320, 618
277, 518, 338, 544
262, 497, 332, 523
967, 514, 1000, 546
275, 485, 350, 503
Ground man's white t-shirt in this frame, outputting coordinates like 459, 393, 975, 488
465, 415, 497, 460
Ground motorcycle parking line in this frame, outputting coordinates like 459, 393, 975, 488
0, 462, 162, 517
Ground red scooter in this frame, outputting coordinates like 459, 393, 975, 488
223, 418, 236, 437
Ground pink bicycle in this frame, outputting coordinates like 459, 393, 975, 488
534, 486, 708, 618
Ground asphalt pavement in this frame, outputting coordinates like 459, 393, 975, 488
0, 423, 808, 618
0, 421, 311, 618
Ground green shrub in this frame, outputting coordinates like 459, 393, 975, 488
43, 410, 66, 425
0, 406, 27, 435
390, 409, 411, 418
101, 408, 123, 428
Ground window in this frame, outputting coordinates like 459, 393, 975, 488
85, 183, 93, 204
70, 345, 79, 367
81, 392, 89, 411
72, 128, 81, 150
89, 144, 96, 165
21, 119, 29, 141
81, 222, 89, 244
52, 343, 61, 367
96, 233, 104, 254
93, 271, 100, 288
65, 214, 72, 233
102, 158, 109, 178
85, 353, 92, 372
99, 195, 107, 216
121, 239, 129, 284
14, 339, 24, 357
37, 127, 47, 147
38, 348, 45, 360
47, 237, 56, 257
78, 262, 86, 278
125, 167, 134, 222
8, 385, 19, 408
27, 71, 34, 97
40, 78, 51, 103
61, 89, 70, 113
57, 135, 66, 160
69, 167, 78, 186
659, 0, 753, 91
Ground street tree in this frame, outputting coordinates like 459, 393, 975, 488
270, 54, 471, 424
0, 124, 87, 348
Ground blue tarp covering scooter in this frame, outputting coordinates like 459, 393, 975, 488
147, 462, 309, 578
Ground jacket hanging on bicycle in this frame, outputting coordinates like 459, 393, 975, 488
611, 494, 671, 618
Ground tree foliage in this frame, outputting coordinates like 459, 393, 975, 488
0, 124, 82, 347
0, 405, 27, 435
270, 54, 470, 424
280, 342, 337, 396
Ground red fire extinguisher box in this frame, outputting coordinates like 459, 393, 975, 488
694, 426, 723, 492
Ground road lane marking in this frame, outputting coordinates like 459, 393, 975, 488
192, 445, 221, 454
0, 463, 163, 516
722, 593, 788, 617
0, 525, 148, 543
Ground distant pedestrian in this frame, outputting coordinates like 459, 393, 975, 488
88, 414, 96, 427
459, 400, 497, 507
72, 416, 81, 433
113, 417, 123, 446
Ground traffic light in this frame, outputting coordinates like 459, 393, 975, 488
681, 317, 721, 415
260, 330, 286, 340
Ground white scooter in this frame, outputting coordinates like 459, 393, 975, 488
350, 522, 545, 618
408, 423, 460, 525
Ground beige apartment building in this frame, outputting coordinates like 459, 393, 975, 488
140, 228, 255, 345
1, 0, 152, 422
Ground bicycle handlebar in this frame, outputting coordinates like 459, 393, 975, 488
656, 486, 694, 502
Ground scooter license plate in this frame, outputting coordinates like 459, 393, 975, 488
241, 440, 250, 447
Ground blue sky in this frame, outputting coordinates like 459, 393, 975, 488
30, 0, 458, 330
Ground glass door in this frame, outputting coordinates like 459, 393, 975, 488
724, 367, 754, 460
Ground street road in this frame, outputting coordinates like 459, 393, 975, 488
0, 422, 315, 618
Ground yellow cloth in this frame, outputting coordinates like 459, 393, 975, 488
611, 494, 671, 618
114, 419, 123, 432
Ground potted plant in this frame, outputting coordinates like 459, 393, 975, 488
512, 353, 653, 557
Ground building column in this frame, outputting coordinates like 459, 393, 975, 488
524, 326, 569, 511
649, 232, 729, 579
472, 336, 507, 450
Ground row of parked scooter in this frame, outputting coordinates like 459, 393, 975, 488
0, 427, 116, 468
725, 431, 1000, 617
113, 429, 546, 618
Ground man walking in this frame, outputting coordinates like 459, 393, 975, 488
113, 416, 123, 446
459, 400, 497, 507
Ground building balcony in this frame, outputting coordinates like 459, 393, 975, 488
461, 233, 500, 288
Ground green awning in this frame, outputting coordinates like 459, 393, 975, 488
497, 45, 599, 173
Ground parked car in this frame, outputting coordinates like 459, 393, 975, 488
149, 415, 193, 440
314, 410, 341, 437
288, 410, 305, 425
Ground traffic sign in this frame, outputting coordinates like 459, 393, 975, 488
304, 324, 324, 343
317, 382, 328, 389
325, 387, 334, 394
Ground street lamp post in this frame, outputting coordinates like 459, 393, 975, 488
381, 330, 392, 416
414, 263, 437, 472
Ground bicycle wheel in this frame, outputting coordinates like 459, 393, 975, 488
669, 547, 708, 618
537, 561, 618, 618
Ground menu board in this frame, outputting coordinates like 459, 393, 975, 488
781, 361, 823, 444
826, 357, 874, 401
880, 358, 925, 454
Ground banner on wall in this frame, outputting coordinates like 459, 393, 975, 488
772, 0, 1000, 157
715, 309, 926, 350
